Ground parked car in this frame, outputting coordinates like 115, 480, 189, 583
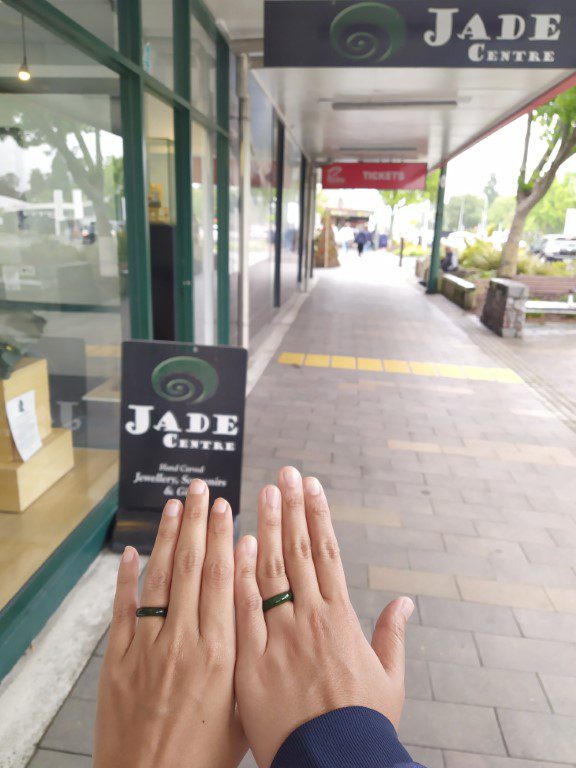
541, 236, 576, 262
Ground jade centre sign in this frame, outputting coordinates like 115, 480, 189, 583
264, 1, 576, 68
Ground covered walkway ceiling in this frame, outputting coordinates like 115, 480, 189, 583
206, 0, 576, 167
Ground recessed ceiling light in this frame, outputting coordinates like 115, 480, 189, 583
332, 100, 458, 110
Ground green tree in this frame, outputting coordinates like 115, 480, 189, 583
445, 194, 484, 231
525, 172, 576, 234
488, 195, 516, 231
500, 87, 576, 277
380, 169, 439, 238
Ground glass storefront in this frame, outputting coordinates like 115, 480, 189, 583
192, 122, 216, 344
0, 0, 310, 678
142, 0, 174, 90
249, 75, 277, 338
0, 4, 125, 612
281, 134, 302, 305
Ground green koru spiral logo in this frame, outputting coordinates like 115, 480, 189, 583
330, 2, 406, 63
151, 356, 219, 403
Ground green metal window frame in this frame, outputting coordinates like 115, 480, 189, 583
0, 0, 233, 678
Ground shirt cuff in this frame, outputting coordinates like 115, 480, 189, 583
271, 706, 422, 768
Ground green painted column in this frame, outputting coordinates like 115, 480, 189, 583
216, 34, 230, 345
427, 164, 447, 295
173, 0, 194, 342
118, 0, 154, 339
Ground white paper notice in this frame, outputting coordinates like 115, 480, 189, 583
6, 390, 42, 462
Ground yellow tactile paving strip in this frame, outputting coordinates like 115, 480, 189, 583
277, 352, 523, 384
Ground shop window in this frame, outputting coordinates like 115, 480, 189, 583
0, 6, 126, 611
48, 0, 119, 49
281, 134, 302, 304
142, 0, 174, 90
144, 94, 176, 341
192, 122, 216, 344
191, 17, 216, 122
248, 76, 277, 337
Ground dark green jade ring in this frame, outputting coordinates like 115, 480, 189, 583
262, 591, 294, 613
136, 607, 168, 618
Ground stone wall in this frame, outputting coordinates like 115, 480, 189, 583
481, 278, 528, 338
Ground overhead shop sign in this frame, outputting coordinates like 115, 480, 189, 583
322, 162, 427, 190
264, 1, 576, 68
112, 341, 247, 553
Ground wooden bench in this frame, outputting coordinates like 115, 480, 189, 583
439, 273, 477, 310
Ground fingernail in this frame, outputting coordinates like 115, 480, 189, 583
305, 477, 321, 496
399, 597, 415, 621
122, 546, 135, 563
212, 498, 227, 514
266, 485, 280, 506
283, 466, 300, 488
189, 479, 206, 494
165, 500, 180, 517
244, 535, 257, 555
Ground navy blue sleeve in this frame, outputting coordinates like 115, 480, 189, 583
270, 707, 425, 768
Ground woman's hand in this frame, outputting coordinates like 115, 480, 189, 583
234, 467, 414, 768
94, 480, 246, 768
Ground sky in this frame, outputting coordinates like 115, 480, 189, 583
445, 115, 576, 201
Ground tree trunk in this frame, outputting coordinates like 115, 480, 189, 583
498, 204, 529, 278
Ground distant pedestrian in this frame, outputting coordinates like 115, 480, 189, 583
441, 245, 457, 272
355, 227, 368, 256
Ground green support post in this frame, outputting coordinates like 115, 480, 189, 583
216, 34, 230, 345
173, 0, 194, 342
427, 164, 447, 295
118, 0, 154, 339
274, 120, 285, 308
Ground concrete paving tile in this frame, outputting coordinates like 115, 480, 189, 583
28, 750, 93, 767
540, 674, 576, 716
475, 521, 554, 546
399, 699, 505, 754
405, 659, 433, 701
408, 550, 495, 580
498, 709, 576, 763
514, 607, 576, 642
366, 526, 445, 551
70, 656, 102, 701
348, 587, 421, 623
457, 577, 553, 611
239, 751, 258, 768
522, 542, 576, 568
444, 534, 527, 562
406, 625, 479, 666
475, 634, 576, 675
492, 561, 576, 590
40, 698, 96, 756
370, 566, 459, 599
546, 587, 576, 614
418, 596, 520, 636
94, 631, 108, 657
405, 745, 445, 768
342, 561, 369, 589
433, 500, 504, 522
363, 494, 435, 515
401, 513, 476, 536
330, 504, 402, 527
428, 661, 549, 711
444, 751, 572, 768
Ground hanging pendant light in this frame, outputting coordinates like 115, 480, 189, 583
18, 15, 31, 82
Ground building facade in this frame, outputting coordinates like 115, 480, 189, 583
0, 0, 315, 679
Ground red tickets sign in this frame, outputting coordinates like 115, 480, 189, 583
322, 162, 428, 190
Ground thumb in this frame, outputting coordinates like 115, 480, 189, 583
371, 596, 414, 681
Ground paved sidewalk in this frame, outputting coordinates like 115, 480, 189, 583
30, 253, 576, 767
